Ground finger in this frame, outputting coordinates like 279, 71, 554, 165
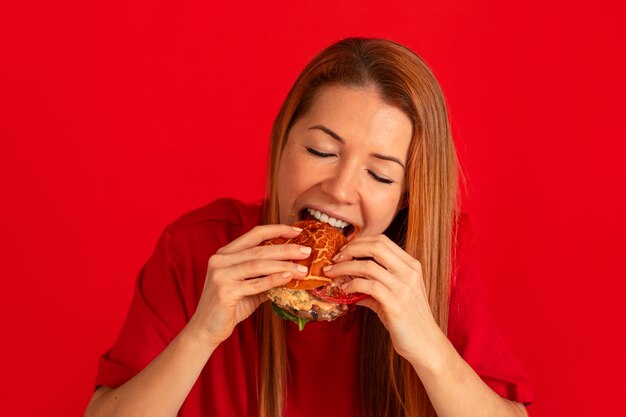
334, 235, 405, 263
237, 271, 296, 297
342, 277, 394, 307
223, 259, 308, 282
244, 243, 312, 263
333, 235, 419, 275
216, 243, 312, 268
218, 224, 303, 254
323, 259, 397, 290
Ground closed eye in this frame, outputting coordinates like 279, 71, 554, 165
306, 146, 335, 158
367, 169, 394, 184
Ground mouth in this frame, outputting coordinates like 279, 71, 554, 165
299, 208, 356, 239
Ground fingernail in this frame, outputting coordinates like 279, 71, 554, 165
332, 253, 342, 262
323, 265, 332, 272
300, 245, 312, 254
292, 226, 303, 232
282, 271, 292, 278
297, 265, 308, 273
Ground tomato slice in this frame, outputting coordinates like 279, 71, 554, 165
310, 284, 369, 305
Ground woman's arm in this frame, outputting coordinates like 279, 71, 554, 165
327, 234, 529, 417
409, 323, 528, 417
84, 324, 216, 417
85, 224, 311, 417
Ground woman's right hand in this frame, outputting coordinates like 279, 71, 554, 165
185, 224, 310, 349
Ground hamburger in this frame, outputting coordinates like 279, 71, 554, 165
263, 219, 367, 330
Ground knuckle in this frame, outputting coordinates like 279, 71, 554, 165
411, 259, 423, 273
364, 260, 378, 273
375, 234, 391, 246
249, 259, 264, 271
207, 254, 222, 270
210, 268, 223, 283
249, 245, 263, 257
375, 234, 388, 243
373, 240, 386, 252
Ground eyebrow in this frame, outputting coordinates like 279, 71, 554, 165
308, 125, 406, 170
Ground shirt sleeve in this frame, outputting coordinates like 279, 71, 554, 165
447, 215, 534, 405
95, 228, 190, 389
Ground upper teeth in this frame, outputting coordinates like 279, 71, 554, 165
307, 208, 349, 229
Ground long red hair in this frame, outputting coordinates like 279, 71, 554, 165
258, 37, 459, 417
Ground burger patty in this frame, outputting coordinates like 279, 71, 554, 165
266, 287, 349, 321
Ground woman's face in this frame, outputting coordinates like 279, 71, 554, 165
276, 85, 412, 237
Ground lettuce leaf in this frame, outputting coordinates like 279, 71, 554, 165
271, 303, 309, 331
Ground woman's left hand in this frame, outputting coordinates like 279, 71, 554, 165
323, 234, 447, 365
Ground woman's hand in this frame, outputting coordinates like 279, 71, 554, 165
186, 224, 311, 349
324, 234, 447, 365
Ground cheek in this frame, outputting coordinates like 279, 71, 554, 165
364, 188, 403, 231
278, 147, 316, 193
368, 182, 402, 206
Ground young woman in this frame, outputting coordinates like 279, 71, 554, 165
85, 38, 533, 417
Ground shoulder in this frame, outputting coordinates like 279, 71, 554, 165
166, 198, 262, 234
161, 198, 263, 253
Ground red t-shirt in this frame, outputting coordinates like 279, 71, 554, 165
95, 198, 534, 416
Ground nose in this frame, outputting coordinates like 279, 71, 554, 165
319, 160, 360, 205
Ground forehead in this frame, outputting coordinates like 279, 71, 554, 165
298, 85, 413, 152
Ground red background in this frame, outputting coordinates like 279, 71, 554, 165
1, 1, 625, 416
